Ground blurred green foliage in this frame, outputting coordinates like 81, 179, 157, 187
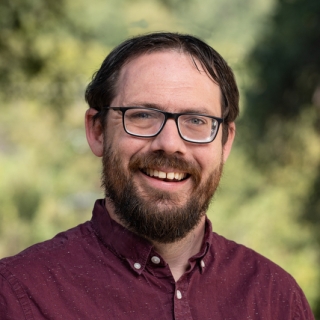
239, 0, 320, 316
0, 0, 319, 315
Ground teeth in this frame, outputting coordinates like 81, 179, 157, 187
158, 171, 166, 179
144, 169, 186, 181
166, 172, 175, 180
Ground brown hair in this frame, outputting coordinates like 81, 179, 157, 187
85, 32, 239, 144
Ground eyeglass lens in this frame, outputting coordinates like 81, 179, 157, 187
123, 108, 219, 143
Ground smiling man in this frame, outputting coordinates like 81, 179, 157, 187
0, 33, 314, 319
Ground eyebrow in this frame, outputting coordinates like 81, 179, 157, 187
125, 102, 216, 116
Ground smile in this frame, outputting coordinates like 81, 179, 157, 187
141, 168, 188, 181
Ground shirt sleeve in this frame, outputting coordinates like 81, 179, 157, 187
0, 265, 31, 320
293, 288, 315, 320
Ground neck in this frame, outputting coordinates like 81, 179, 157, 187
105, 198, 206, 282
152, 216, 206, 281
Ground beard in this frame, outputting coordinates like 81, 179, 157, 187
102, 143, 223, 244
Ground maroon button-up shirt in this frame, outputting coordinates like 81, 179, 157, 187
0, 199, 314, 319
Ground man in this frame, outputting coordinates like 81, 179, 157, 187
0, 33, 314, 319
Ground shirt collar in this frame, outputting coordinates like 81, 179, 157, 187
91, 199, 213, 274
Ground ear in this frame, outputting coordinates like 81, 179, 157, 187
222, 122, 235, 163
85, 108, 104, 157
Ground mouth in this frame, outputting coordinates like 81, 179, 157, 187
141, 168, 189, 182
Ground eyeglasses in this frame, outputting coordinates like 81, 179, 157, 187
109, 106, 224, 144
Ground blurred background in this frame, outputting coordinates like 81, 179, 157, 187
0, 0, 319, 316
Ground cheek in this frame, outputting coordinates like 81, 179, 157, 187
105, 117, 151, 167
194, 145, 223, 174
110, 134, 149, 164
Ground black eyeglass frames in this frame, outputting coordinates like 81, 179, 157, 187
108, 106, 224, 144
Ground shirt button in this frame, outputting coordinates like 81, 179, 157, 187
133, 262, 141, 270
201, 260, 205, 268
176, 290, 182, 299
151, 256, 161, 264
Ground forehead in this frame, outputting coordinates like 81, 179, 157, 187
112, 51, 221, 114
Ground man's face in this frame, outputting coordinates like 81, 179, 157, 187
95, 51, 234, 243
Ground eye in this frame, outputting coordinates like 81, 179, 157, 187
133, 112, 151, 119
183, 115, 207, 126
190, 118, 205, 125
127, 110, 158, 120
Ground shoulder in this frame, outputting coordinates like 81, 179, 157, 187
211, 231, 287, 271
210, 231, 298, 284
0, 221, 97, 319
0, 221, 95, 277
207, 232, 314, 319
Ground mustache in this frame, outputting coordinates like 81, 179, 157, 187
128, 151, 201, 186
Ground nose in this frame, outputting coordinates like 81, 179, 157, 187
149, 119, 187, 155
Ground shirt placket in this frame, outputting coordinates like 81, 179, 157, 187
173, 274, 193, 320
